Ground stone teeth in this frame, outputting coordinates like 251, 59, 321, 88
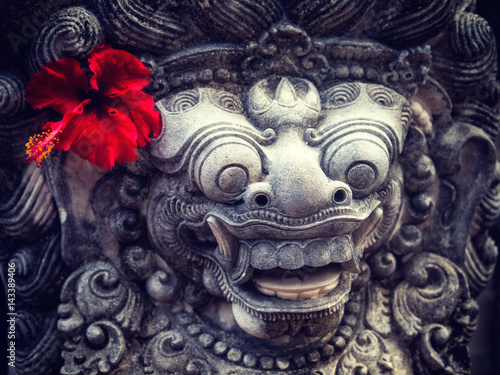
341, 256, 361, 273
328, 235, 355, 263
277, 244, 304, 269
277, 291, 299, 299
253, 264, 342, 300
298, 289, 320, 299
249, 236, 357, 271
303, 240, 331, 267
231, 242, 254, 284
258, 287, 276, 297
250, 242, 279, 270
207, 216, 238, 260
352, 207, 383, 247
302, 235, 354, 268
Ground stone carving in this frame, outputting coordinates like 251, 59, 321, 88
147, 78, 410, 341
1, 0, 499, 374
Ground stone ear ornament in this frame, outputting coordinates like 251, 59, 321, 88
1, 1, 499, 374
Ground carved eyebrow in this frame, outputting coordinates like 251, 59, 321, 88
159, 123, 276, 174
304, 119, 401, 161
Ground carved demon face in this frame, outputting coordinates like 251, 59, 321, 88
147, 77, 410, 339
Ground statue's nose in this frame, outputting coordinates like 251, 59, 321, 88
244, 147, 352, 217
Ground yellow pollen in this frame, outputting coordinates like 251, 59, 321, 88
25, 129, 60, 167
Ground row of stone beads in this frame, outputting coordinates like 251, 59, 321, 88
168, 68, 238, 89
174, 290, 362, 371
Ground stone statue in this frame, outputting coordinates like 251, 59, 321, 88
1, 0, 499, 374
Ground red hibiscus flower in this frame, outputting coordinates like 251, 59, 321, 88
25, 44, 162, 170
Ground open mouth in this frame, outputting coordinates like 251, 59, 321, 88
253, 263, 342, 300
183, 200, 383, 319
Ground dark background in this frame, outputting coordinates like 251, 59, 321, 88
0, 1, 499, 374
471, 1, 500, 375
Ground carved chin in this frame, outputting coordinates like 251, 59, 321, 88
186, 202, 383, 339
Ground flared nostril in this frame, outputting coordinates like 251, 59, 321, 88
330, 182, 352, 206
244, 183, 274, 209
333, 188, 348, 204
254, 193, 270, 208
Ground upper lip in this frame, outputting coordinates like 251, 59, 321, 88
201, 193, 381, 241
172, 193, 384, 317
182, 195, 383, 278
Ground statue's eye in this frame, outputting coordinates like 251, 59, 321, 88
346, 162, 377, 190
192, 137, 263, 202
217, 165, 248, 193
322, 83, 360, 109
367, 85, 394, 107
321, 124, 394, 197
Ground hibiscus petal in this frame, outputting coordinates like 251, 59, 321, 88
26, 57, 88, 114
89, 44, 151, 96
48, 99, 93, 151
111, 90, 162, 147
70, 105, 138, 170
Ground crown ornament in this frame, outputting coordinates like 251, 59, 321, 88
151, 22, 431, 98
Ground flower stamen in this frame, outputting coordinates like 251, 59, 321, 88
25, 123, 64, 167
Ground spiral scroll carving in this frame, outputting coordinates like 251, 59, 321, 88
16, 312, 63, 375
336, 330, 393, 375
9, 233, 63, 305
146, 268, 181, 303
29, 6, 104, 74
58, 261, 144, 336
0, 71, 26, 116
164, 89, 201, 113
450, 12, 495, 61
188, 0, 282, 42
144, 330, 188, 374
95, 0, 186, 52
61, 320, 127, 375
122, 245, 156, 279
367, 0, 459, 49
287, 0, 373, 37
393, 253, 463, 340
114, 173, 149, 209
0, 165, 57, 240
420, 324, 454, 373
432, 12, 497, 100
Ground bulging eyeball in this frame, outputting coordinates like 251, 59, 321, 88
322, 134, 391, 197
191, 137, 264, 202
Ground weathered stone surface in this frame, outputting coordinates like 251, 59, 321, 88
1, 1, 499, 374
